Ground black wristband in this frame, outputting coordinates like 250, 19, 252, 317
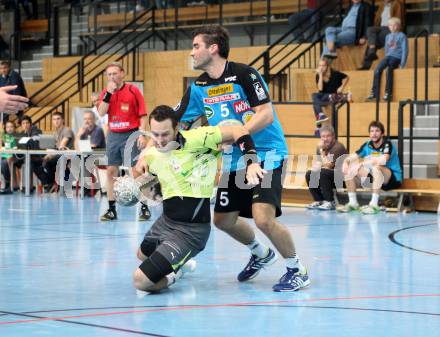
103, 91, 112, 103
236, 134, 259, 166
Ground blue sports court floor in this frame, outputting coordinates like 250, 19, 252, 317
0, 194, 439, 336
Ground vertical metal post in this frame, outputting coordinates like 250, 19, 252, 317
93, 3, 97, 47
263, 51, 270, 83
428, 0, 433, 33
409, 102, 414, 178
386, 97, 391, 137
332, 104, 338, 139
424, 34, 428, 101
78, 60, 84, 101
397, 102, 404, 176
25, 151, 30, 196
68, 5, 73, 55
132, 49, 136, 81
346, 103, 350, 152
266, 0, 271, 45
174, 0, 179, 50
53, 7, 59, 56
219, 0, 223, 25
414, 36, 418, 101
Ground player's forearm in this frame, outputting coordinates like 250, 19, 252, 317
244, 103, 274, 134
97, 102, 109, 117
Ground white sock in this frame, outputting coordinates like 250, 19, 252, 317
348, 192, 358, 206
285, 255, 306, 273
246, 238, 269, 258
370, 193, 379, 207
166, 270, 182, 287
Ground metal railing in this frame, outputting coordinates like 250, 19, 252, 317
27, 7, 158, 129
248, 0, 345, 101
397, 99, 440, 179
274, 100, 352, 152
413, 29, 429, 102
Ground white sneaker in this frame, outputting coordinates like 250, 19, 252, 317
307, 201, 322, 209
180, 259, 197, 277
318, 201, 336, 211
360, 204, 380, 215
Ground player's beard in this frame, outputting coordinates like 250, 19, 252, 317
193, 55, 212, 71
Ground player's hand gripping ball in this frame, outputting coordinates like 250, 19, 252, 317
114, 176, 141, 207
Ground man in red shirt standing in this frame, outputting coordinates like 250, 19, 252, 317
97, 62, 150, 221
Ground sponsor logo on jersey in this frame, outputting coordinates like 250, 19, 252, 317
253, 82, 267, 100
207, 84, 233, 97
225, 75, 237, 82
109, 121, 130, 128
203, 93, 240, 104
242, 111, 254, 124
249, 73, 258, 81
233, 100, 251, 114
204, 106, 214, 119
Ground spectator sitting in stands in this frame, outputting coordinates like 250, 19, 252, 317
366, 17, 407, 101
287, 0, 325, 43
74, 110, 105, 196
14, 115, 42, 192
0, 120, 17, 194
312, 57, 349, 136
358, 0, 405, 70
74, 110, 106, 150
337, 120, 402, 215
0, 60, 28, 122
305, 125, 347, 210
91, 91, 108, 135
34, 112, 74, 191
322, 0, 371, 58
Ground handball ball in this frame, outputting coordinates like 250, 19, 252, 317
114, 176, 141, 207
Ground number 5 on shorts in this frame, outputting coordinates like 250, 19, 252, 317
219, 191, 229, 206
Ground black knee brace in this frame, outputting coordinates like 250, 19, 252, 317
138, 251, 173, 284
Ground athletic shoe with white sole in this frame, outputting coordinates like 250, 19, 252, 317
237, 248, 278, 282
272, 267, 310, 292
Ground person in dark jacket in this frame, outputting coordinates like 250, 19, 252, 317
322, 0, 371, 58
0, 60, 28, 122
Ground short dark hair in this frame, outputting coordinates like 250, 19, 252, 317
20, 115, 32, 124
4, 120, 15, 129
192, 25, 230, 59
149, 105, 179, 129
0, 60, 10, 67
368, 120, 385, 134
52, 112, 64, 119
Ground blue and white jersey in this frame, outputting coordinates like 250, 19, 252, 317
356, 139, 402, 182
175, 61, 288, 172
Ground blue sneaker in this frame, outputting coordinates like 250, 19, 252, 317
272, 267, 310, 292
237, 248, 277, 282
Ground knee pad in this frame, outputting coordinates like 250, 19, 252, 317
138, 251, 173, 284
140, 239, 158, 258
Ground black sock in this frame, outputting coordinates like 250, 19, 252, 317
109, 200, 116, 211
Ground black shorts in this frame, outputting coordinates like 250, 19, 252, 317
366, 172, 402, 191
382, 173, 402, 191
214, 162, 283, 219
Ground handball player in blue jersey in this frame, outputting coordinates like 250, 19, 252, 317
175, 25, 309, 292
